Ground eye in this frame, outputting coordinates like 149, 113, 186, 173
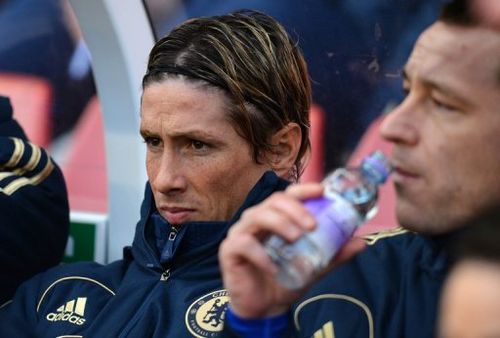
190, 140, 208, 150
431, 96, 456, 112
143, 136, 162, 148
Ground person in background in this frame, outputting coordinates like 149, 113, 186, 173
438, 222, 500, 338
218, 0, 500, 336
0, 95, 69, 305
0, 10, 326, 337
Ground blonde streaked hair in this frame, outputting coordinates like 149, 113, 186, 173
142, 10, 311, 181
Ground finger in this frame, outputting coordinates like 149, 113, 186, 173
230, 203, 306, 243
285, 182, 324, 200
219, 233, 278, 276
263, 192, 317, 232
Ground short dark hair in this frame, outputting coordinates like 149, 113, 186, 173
142, 10, 311, 181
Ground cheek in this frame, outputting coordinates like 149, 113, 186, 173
146, 155, 160, 186
443, 133, 500, 202
194, 157, 235, 192
203, 159, 247, 193
423, 135, 466, 195
199, 155, 264, 209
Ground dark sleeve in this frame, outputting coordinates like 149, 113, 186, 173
0, 96, 70, 304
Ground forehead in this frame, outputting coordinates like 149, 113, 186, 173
406, 22, 500, 87
140, 79, 234, 135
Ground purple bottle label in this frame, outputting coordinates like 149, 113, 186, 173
304, 193, 361, 265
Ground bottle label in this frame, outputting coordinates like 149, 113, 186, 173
304, 192, 362, 266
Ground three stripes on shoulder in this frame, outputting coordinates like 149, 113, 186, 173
0, 137, 54, 195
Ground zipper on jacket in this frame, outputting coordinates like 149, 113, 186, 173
160, 268, 170, 281
159, 227, 177, 281
168, 228, 177, 241
159, 227, 178, 264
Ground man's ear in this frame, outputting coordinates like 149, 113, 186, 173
268, 122, 302, 179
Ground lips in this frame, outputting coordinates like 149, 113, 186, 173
391, 164, 420, 183
159, 206, 196, 225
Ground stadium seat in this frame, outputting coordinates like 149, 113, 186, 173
0, 72, 52, 147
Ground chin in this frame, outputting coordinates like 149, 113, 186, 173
396, 209, 433, 234
398, 214, 459, 236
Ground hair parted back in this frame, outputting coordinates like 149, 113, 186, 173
142, 10, 311, 181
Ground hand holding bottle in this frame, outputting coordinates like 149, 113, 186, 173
265, 151, 391, 289
219, 183, 366, 319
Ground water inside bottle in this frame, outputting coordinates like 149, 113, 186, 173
265, 235, 323, 289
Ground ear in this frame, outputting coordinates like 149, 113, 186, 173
268, 122, 302, 179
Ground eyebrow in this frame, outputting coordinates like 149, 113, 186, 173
139, 128, 154, 138
402, 68, 469, 105
139, 127, 225, 144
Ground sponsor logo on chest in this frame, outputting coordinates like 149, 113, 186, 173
46, 297, 87, 325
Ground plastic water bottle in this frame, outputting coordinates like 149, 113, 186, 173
264, 150, 391, 289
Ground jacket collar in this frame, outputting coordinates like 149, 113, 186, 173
130, 171, 289, 269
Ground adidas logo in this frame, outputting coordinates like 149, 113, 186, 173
313, 321, 335, 338
46, 297, 87, 325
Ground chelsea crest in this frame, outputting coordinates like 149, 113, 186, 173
185, 289, 229, 337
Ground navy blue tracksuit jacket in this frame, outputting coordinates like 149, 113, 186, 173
0, 172, 288, 337
223, 228, 451, 337
0, 96, 69, 304
291, 229, 450, 337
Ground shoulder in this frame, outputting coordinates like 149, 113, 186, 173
293, 228, 446, 337
359, 227, 422, 258
362, 226, 411, 246
361, 227, 443, 264
16, 260, 128, 315
294, 228, 427, 309
37, 260, 128, 294
0, 259, 134, 332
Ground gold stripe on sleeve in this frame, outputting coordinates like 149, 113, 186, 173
1, 157, 54, 195
24, 142, 42, 171
3, 137, 24, 168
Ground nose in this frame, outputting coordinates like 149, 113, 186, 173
379, 97, 419, 146
149, 150, 187, 196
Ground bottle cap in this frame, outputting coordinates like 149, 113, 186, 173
362, 150, 391, 184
